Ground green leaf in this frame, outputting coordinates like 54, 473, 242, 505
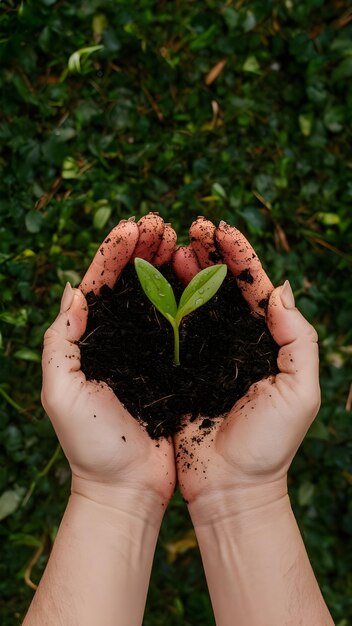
67, 45, 103, 74
222, 8, 239, 30
13, 249, 36, 261
14, 348, 41, 362
0, 308, 27, 327
324, 106, 344, 133
299, 113, 313, 137
61, 156, 80, 179
212, 182, 227, 199
243, 56, 260, 74
332, 57, 352, 82
240, 206, 268, 231
176, 265, 227, 323
306, 419, 330, 441
298, 481, 315, 507
92, 14, 108, 38
243, 11, 256, 32
189, 25, 218, 51
316, 212, 340, 226
0, 487, 25, 521
9, 533, 43, 548
134, 261, 227, 366
93, 206, 112, 229
57, 269, 81, 286
25, 210, 43, 234
134, 258, 177, 322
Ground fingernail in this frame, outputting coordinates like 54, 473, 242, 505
280, 280, 295, 309
60, 282, 74, 313
219, 220, 227, 228
128, 215, 136, 222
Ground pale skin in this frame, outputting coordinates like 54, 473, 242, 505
23, 214, 334, 626
173, 217, 334, 626
23, 214, 177, 626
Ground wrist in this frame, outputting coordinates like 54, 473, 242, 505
188, 477, 289, 529
71, 474, 167, 529
29, 489, 164, 626
187, 482, 333, 626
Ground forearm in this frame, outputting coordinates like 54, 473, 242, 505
23, 488, 164, 626
189, 484, 334, 626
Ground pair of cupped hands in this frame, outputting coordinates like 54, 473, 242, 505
42, 213, 320, 522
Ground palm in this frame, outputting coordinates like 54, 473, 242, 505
42, 214, 178, 503
172, 218, 320, 504
50, 376, 175, 498
175, 378, 308, 503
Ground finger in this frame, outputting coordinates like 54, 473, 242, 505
215, 221, 273, 315
189, 217, 222, 268
42, 288, 88, 409
267, 282, 320, 414
80, 219, 139, 295
131, 213, 165, 261
152, 223, 177, 266
172, 245, 201, 286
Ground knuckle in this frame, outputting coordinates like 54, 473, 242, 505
41, 386, 51, 414
301, 384, 321, 418
41, 388, 61, 417
306, 323, 319, 343
43, 325, 60, 345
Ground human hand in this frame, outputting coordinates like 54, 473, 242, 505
172, 217, 320, 521
42, 214, 177, 515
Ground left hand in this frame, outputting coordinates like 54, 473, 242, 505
41, 214, 177, 513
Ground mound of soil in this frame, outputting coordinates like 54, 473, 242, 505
79, 263, 279, 439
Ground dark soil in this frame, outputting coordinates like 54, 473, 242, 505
79, 263, 279, 439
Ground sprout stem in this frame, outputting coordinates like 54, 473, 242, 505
173, 322, 180, 366
134, 258, 227, 367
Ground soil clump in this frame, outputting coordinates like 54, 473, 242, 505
79, 264, 279, 439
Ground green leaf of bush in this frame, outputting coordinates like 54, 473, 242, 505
14, 348, 41, 362
93, 206, 112, 230
0, 488, 26, 521
25, 211, 43, 234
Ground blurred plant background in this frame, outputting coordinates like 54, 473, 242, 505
0, 0, 351, 623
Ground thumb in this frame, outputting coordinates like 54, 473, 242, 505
42, 284, 88, 412
267, 281, 320, 418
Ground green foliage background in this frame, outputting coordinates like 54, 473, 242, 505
0, 0, 351, 623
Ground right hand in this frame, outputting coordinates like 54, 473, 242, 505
171, 218, 320, 520
41, 214, 177, 513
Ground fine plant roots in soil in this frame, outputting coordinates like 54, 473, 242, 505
79, 263, 279, 439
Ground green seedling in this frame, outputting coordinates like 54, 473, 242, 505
134, 258, 227, 366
